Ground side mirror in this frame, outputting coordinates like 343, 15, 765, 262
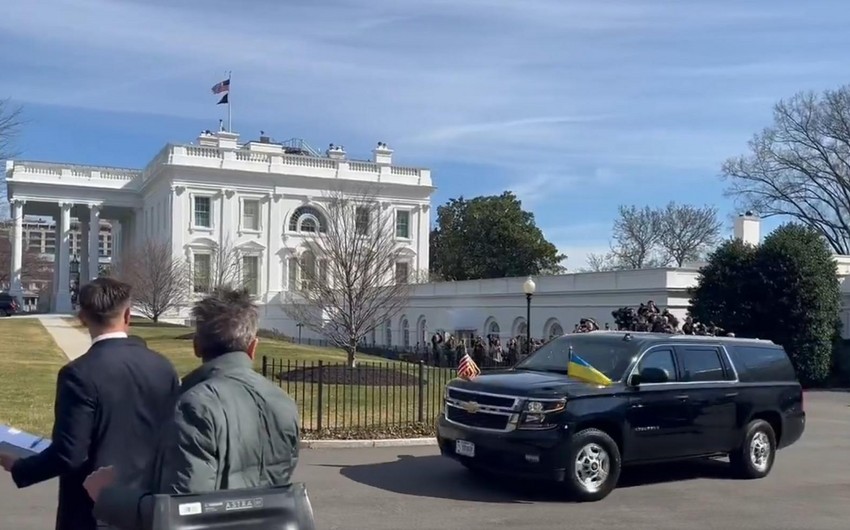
638, 367, 670, 384
628, 373, 641, 387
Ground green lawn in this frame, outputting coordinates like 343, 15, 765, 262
5, 318, 457, 436
0, 318, 68, 436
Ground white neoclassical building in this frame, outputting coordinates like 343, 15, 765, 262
4, 130, 433, 324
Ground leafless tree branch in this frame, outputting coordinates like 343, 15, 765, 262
610, 205, 664, 269
722, 86, 850, 254
283, 188, 413, 366
112, 239, 190, 323
657, 202, 722, 266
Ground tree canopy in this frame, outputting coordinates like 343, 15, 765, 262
689, 224, 840, 386
722, 85, 850, 254
429, 191, 565, 281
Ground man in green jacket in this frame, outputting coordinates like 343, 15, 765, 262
83, 288, 300, 529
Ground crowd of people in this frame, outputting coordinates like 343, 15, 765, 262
428, 332, 545, 368
609, 300, 730, 336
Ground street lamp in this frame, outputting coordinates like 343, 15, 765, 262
296, 322, 303, 344
522, 276, 536, 355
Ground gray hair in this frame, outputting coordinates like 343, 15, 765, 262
191, 287, 258, 359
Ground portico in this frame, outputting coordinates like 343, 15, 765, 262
4, 160, 143, 312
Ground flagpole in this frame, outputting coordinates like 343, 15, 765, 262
227, 71, 232, 132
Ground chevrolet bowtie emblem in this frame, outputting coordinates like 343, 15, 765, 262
462, 401, 480, 413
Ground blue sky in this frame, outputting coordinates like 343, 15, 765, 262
2, 0, 850, 269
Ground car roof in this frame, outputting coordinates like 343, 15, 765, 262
555, 331, 777, 348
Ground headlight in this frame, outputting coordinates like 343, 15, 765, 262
519, 398, 566, 430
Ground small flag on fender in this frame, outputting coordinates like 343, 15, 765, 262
457, 352, 481, 380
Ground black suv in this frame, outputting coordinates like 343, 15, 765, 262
0, 293, 20, 317
437, 332, 805, 501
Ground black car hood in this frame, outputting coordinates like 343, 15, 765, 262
448, 369, 612, 398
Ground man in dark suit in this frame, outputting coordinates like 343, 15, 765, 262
0, 277, 180, 530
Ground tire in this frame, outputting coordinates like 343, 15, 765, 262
729, 419, 776, 479
564, 428, 621, 502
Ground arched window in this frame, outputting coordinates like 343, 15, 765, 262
370, 328, 376, 345
488, 321, 500, 337
548, 321, 564, 339
288, 206, 327, 233
401, 318, 410, 348
385, 320, 392, 346
517, 321, 528, 337
418, 317, 427, 345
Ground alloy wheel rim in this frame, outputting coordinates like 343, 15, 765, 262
750, 431, 771, 472
574, 442, 610, 492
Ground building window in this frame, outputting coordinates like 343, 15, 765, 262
242, 255, 259, 295
288, 206, 326, 233
287, 257, 298, 290
194, 196, 212, 228
395, 262, 409, 284
385, 320, 392, 346
242, 200, 260, 231
193, 254, 211, 293
355, 206, 370, 236
396, 210, 410, 238
401, 318, 410, 348
299, 251, 317, 291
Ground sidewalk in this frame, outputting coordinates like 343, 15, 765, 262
36, 316, 91, 361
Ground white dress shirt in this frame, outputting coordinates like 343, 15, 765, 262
91, 331, 129, 345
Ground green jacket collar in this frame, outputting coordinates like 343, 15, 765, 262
181, 351, 253, 393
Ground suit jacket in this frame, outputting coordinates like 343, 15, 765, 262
11, 337, 180, 530
93, 351, 300, 530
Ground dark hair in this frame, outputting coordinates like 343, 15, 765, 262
191, 287, 258, 359
78, 277, 132, 326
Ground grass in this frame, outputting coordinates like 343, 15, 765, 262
0, 318, 68, 436
5, 317, 458, 437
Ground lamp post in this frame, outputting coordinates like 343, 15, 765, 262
522, 276, 536, 355
296, 322, 303, 344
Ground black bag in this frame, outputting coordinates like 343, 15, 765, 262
149, 483, 315, 530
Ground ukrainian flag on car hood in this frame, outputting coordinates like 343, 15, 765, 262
567, 347, 613, 386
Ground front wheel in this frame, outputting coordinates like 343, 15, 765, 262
729, 419, 776, 479
564, 428, 621, 502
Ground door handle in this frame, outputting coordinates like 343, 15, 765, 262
725, 392, 738, 398
674, 395, 689, 400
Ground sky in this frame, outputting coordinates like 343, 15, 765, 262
2, 0, 850, 270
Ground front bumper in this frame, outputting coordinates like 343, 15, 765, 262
437, 414, 571, 481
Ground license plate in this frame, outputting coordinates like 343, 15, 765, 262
455, 440, 475, 457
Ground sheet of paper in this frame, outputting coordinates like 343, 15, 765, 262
0, 424, 51, 457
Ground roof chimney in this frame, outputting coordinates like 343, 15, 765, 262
326, 143, 346, 160
372, 142, 393, 165
734, 211, 761, 245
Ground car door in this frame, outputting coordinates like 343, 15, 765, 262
673, 345, 738, 455
625, 347, 695, 461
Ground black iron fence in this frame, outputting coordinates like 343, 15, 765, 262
260, 356, 505, 432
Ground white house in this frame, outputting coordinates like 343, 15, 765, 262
4, 130, 434, 321
6, 131, 850, 343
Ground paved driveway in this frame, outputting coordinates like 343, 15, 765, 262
3, 392, 848, 530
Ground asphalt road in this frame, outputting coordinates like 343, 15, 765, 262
3, 391, 849, 530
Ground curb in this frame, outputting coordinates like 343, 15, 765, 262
300, 437, 437, 449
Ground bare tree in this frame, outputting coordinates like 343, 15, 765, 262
582, 252, 618, 272
722, 86, 850, 254
610, 205, 664, 269
208, 236, 242, 291
283, 189, 414, 367
113, 240, 190, 323
657, 202, 721, 266
0, 99, 23, 218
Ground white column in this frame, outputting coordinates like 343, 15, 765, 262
8, 199, 24, 297
266, 193, 282, 298
52, 220, 59, 310
80, 221, 90, 285
112, 221, 122, 271
55, 202, 73, 313
88, 205, 101, 281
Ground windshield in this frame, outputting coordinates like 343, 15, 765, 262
515, 335, 639, 382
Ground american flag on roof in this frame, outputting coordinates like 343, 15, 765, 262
457, 353, 481, 380
211, 78, 230, 94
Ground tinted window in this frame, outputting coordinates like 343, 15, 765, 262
637, 349, 678, 382
515, 335, 638, 381
727, 345, 797, 383
677, 347, 726, 382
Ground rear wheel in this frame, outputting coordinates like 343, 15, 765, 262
564, 428, 621, 502
729, 419, 776, 479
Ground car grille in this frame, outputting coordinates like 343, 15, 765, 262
446, 406, 512, 430
447, 388, 516, 408
444, 388, 520, 432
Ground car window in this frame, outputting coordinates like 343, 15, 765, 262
727, 345, 797, 383
637, 349, 678, 382
677, 347, 726, 382
515, 335, 638, 381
